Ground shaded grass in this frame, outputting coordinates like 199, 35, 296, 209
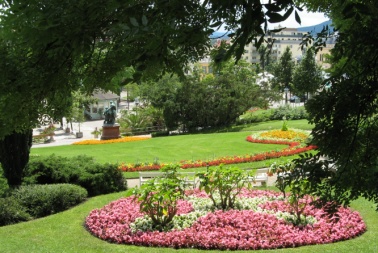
0, 189, 377, 253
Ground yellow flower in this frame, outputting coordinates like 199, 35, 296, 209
259, 129, 308, 141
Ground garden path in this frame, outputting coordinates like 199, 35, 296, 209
126, 173, 277, 189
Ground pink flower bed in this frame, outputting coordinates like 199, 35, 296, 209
85, 189, 366, 250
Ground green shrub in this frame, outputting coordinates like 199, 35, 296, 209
0, 197, 32, 226
24, 155, 127, 196
151, 131, 170, 138
237, 110, 272, 124
11, 184, 87, 218
270, 106, 308, 121
0, 165, 9, 197
77, 163, 127, 196
281, 120, 289, 131
196, 165, 252, 210
132, 165, 186, 231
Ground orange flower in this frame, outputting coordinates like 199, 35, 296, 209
72, 136, 150, 145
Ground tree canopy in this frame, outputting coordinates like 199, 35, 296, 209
292, 48, 323, 98
0, 0, 302, 139
3, 0, 378, 212
299, 0, 378, 207
142, 59, 277, 132
270, 46, 295, 92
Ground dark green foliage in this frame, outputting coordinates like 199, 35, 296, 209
292, 48, 323, 98
24, 155, 127, 196
271, 47, 295, 91
151, 131, 170, 138
77, 163, 126, 197
299, 1, 378, 208
1, 0, 300, 190
118, 106, 166, 135
0, 166, 9, 197
11, 184, 87, 218
0, 197, 32, 226
0, 130, 33, 188
144, 60, 277, 132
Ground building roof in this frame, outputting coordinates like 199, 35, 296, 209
93, 91, 119, 100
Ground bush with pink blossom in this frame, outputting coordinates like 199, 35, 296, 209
85, 188, 366, 250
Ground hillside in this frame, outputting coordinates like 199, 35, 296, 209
211, 19, 333, 39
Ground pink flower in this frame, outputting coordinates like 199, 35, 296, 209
85, 189, 366, 250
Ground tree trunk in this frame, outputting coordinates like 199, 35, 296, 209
0, 129, 33, 188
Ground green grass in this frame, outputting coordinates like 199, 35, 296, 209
122, 154, 308, 179
236, 119, 313, 131
0, 189, 377, 253
31, 119, 313, 179
31, 131, 287, 165
1, 119, 378, 252
207, 119, 313, 133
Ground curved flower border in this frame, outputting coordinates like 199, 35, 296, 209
118, 134, 317, 172
85, 189, 366, 250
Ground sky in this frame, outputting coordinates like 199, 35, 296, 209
217, 10, 329, 32
269, 11, 329, 29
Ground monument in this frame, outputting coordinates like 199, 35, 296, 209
101, 101, 121, 140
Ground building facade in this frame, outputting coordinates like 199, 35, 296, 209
86, 91, 119, 120
242, 27, 334, 68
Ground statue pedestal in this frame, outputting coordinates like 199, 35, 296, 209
101, 124, 121, 140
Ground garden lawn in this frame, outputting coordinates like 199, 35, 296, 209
0, 189, 377, 253
218, 119, 313, 132
31, 132, 287, 165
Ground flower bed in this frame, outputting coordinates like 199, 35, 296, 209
258, 129, 308, 141
85, 189, 366, 250
72, 136, 150, 145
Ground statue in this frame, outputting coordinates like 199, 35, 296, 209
103, 101, 117, 125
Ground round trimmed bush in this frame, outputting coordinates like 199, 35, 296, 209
0, 197, 31, 226
24, 155, 127, 196
11, 184, 87, 218
77, 163, 127, 196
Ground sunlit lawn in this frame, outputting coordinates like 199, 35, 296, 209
0, 189, 377, 253
5, 119, 377, 252
31, 132, 287, 165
